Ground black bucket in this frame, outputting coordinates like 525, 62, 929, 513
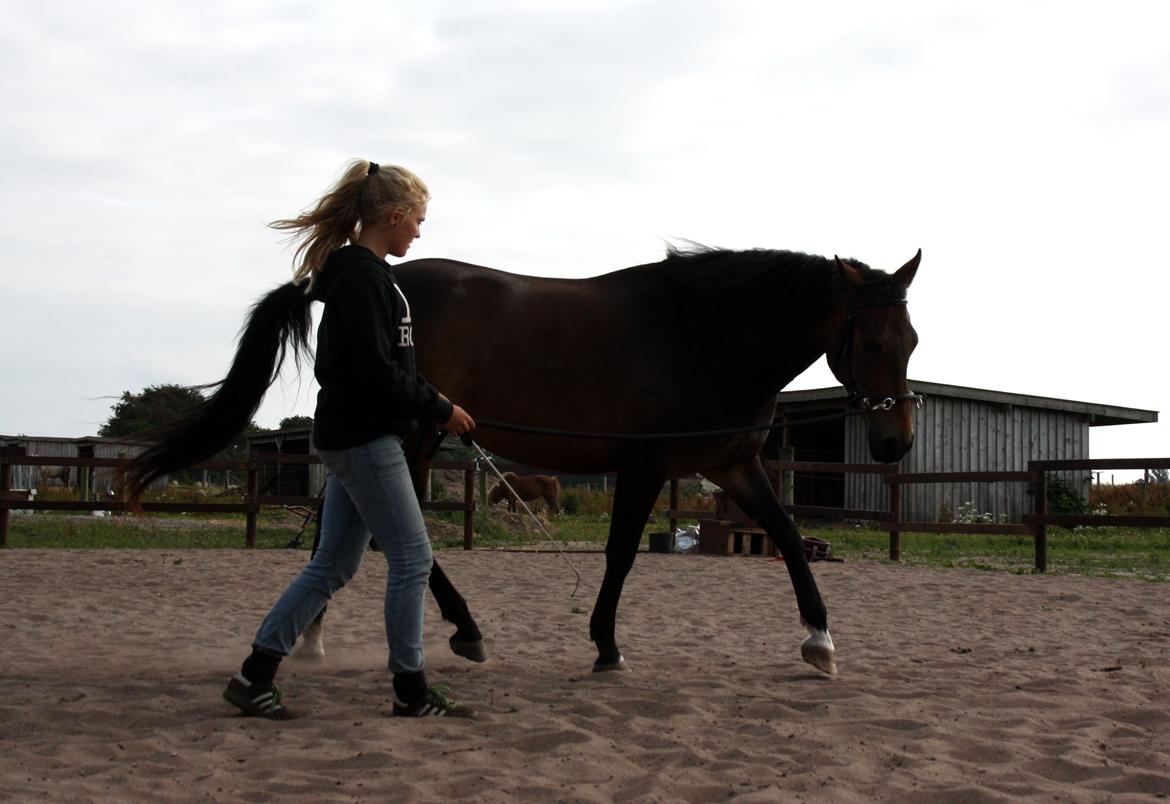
648, 532, 674, 553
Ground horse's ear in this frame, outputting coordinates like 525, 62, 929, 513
835, 256, 865, 288
894, 249, 921, 288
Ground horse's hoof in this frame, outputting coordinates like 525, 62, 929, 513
591, 655, 629, 673
292, 622, 325, 660
449, 636, 488, 663
292, 641, 325, 661
799, 622, 837, 675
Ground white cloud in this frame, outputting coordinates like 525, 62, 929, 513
1, 0, 1167, 471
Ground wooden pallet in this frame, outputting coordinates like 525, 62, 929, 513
697, 518, 776, 557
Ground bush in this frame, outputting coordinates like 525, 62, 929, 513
1047, 474, 1089, 515
1090, 481, 1170, 515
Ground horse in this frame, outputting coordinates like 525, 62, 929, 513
488, 472, 562, 515
299, 245, 920, 674
37, 466, 71, 487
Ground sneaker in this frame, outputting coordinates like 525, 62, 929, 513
392, 684, 476, 719
223, 671, 295, 720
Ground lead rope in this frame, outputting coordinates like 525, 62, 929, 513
468, 393, 923, 442
460, 434, 582, 597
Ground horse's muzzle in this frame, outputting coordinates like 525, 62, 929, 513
870, 432, 914, 464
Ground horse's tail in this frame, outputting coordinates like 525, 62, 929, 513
119, 282, 313, 503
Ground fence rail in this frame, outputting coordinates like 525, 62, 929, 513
667, 457, 1170, 571
0, 448, 476, 549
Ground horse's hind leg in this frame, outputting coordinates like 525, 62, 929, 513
703, 457, 836, 674
292, 494, 329, 660
405, 428, 487, 663
590, 468, 666, 672
430, 558, 487, 662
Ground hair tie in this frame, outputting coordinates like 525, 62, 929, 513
367, 162, 380, 176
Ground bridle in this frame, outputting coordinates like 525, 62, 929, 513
837, 298, 924, 413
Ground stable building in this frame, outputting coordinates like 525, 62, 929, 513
0, 434, 155, 495
770, 380, 1157, 522
246, 425, 325, 498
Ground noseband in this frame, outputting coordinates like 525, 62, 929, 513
838, 299, 924, 413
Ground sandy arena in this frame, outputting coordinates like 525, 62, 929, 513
2, 548, 1168, 802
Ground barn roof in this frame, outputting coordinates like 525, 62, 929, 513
776, 379, 1158, 427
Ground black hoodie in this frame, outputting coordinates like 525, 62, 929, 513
309, 245, 453, 450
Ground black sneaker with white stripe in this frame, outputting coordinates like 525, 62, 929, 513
223, 672, 295, 720
392, 684, 476, 718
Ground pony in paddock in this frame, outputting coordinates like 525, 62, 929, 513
488, 472, 562, 515
124, 244, 920, 676
38, 466, 71, 487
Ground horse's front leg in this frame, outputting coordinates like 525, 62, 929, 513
590, 469, 666, 672
703, 457, 836, 674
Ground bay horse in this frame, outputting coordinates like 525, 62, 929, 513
303, 245, 920, 674
122, 243, 919, 677
488, 472, 562, 515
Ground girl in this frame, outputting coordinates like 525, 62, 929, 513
122, 160, 477, 719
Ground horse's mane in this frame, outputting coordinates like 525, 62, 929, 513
651, 243, 904, 303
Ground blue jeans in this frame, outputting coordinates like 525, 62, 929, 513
252, 435, 433, 675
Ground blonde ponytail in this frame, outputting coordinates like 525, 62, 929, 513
270, 159, 431, 290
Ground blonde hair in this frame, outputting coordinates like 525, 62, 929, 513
270, 159, 430, 290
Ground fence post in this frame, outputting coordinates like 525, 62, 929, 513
669, 478, 679, 536
0, 448, 14, 548
888, 474, 902, 561
779, 447, 795, 506
463, 466, 475, 550
1031, 466, 1047, 572
245, 462, 259, 549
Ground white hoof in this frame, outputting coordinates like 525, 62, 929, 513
799, 620, 837, 675
292, 620, 325, 660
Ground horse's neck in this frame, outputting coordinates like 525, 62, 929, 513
697, 280, 839, 396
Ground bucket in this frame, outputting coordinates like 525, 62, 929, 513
802, 537, 831, 561
648, 531, 674, 553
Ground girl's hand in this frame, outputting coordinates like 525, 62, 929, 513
443, 404, 475, 436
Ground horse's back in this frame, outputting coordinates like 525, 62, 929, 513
392, 257, 773, 474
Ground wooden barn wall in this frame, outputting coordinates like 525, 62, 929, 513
2, 438, 153, 493
844, 400, 1089, 522
4, 439, 76, 490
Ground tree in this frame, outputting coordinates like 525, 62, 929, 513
99, 384, 206, 438
100, 385, 266, 452
278, 415, 314, 430
100, 384, 265, 486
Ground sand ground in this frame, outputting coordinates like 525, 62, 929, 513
2, 548, 1168, 802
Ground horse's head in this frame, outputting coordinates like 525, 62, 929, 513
826, 250, 921, 464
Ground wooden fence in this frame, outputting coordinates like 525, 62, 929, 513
667, 457, 1170, 571
0, 449, 476, 549
5, 447, 1169, 570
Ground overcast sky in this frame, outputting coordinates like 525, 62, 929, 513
2, 1, 1168, 472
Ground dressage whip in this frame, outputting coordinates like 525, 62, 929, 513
457, 433, 583, 597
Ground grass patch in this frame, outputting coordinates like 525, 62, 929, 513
6, 510, 1169, 582
4, 511, 307, 550
794, 523, 1170, 582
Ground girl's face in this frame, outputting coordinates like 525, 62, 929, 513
387, 202, 427, 258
